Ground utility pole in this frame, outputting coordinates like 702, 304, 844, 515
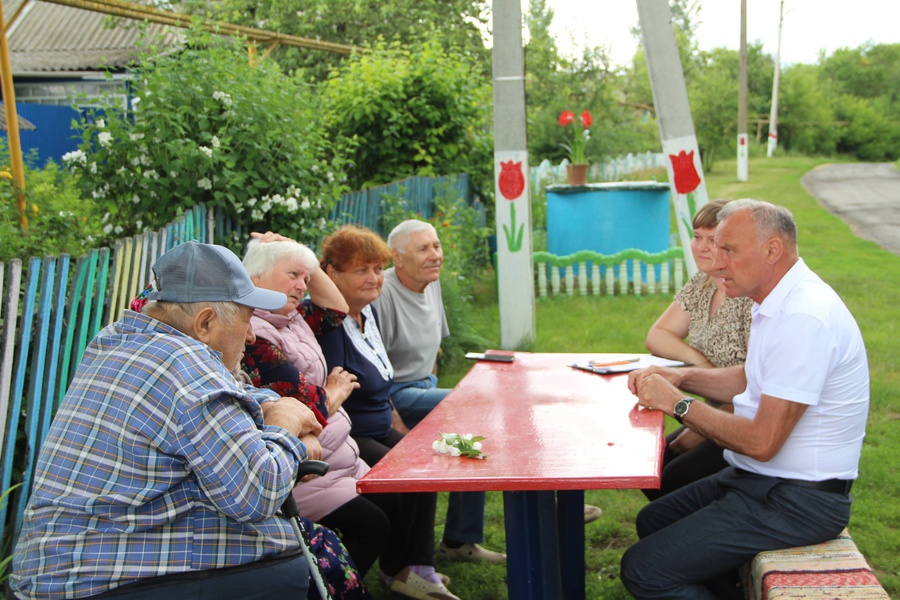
0, 0, 27, 230
636, 0, 708, 277
492, 0, 535, 350
767, 0, 785, 157
737, 0, 749, 181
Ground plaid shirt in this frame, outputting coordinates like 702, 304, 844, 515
11, 311, 307, 599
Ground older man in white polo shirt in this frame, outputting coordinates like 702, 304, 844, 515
620, 199, 869, 599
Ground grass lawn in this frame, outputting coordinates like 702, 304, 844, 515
363, 155, 900, 599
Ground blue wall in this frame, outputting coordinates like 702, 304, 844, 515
2, 103, 82, 166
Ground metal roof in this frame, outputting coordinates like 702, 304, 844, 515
4, 0, 182, 73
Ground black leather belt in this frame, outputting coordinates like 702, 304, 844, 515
778, 476, 853, 494
734, 468, 853, 494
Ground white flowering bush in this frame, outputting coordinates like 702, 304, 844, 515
65, 28, 353, 246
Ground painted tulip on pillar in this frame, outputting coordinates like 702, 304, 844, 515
498, 160, 525, 252
559, 109, 592, 185
669, 149, 701, 238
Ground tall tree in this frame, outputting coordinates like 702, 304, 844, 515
179, 0, 492, 80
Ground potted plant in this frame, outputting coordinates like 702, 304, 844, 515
558, 109, 592, 185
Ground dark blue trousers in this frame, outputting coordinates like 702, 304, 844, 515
621, 466, 851, 600
85, 551, 309, 599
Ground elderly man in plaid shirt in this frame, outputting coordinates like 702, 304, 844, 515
10, 242, 324, 600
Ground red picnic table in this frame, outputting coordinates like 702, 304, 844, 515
357, 352, 665, 600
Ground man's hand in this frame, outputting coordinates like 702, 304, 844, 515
250, 231, 293, 243
261, 398, 323, 438
669, 428, 707, 455
628, 365, 684, 396
391, 409, 411, 435
324, 367, 359, 416
634, 373, 684, 416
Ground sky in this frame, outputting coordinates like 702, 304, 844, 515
540, 0, 900, 67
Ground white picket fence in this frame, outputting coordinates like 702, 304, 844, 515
533, 248, 687, 298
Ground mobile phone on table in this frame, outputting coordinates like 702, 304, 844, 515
465, 352, 515, 363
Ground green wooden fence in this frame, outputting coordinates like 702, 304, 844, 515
0, 205, 213, 553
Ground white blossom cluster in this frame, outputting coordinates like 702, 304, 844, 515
91, 183, 110, 199
212, 91, 233, 106
62, 149, 87, 167
246, 185, 326, 222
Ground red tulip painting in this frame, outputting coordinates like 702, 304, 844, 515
668, 149, 702, 237
669, 150, 701, 195
499, 160, 525, 200
498, 160, 525, 252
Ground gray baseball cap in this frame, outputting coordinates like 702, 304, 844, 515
147, 241, 287, 310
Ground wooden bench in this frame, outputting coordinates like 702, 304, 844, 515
743, 529, 889, 599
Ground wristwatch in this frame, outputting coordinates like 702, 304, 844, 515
673, 397, 695, 424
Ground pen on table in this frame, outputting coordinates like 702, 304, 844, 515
569, 363, 615, 373
589, 358, 640, 367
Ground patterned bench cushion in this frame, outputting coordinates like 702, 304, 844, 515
745, 529, 890, 600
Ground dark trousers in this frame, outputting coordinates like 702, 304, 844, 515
9, 550, 309, 600
353, 428, 437, 575
319, 493, 393, 577
621, 466, 852, 600
643, 427, 729, 501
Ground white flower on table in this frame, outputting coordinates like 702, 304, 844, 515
433, 432, 487, 460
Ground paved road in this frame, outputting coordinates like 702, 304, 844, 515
802, 163, 900, 256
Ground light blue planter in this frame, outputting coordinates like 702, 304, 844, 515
546, 181, 671, 278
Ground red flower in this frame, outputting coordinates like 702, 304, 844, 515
558, 110, 575, 127
580, 110, 593, 128
669, 150, 702, 194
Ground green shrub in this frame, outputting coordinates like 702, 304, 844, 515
0, 146, 103, 262
322, 39, 494, 199
63, 27, 351, 247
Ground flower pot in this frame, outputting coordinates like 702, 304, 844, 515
567, 163, 589, 185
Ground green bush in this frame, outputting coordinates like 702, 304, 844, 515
322, 39, 494, 199
63, 27, 351, 247
0, 146, 103, 262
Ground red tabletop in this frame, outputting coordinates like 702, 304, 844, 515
357, 352, 664, 494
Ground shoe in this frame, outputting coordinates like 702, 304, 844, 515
389, 568, 461, 600
381, 570, 450, 589
584, 504, 603, 524
438, 541, 506, 564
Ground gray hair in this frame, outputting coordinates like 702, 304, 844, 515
242, 239, 318, 278
387, 219, 437, 253
718, 198, 798, 247
142, 300, 242, 330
